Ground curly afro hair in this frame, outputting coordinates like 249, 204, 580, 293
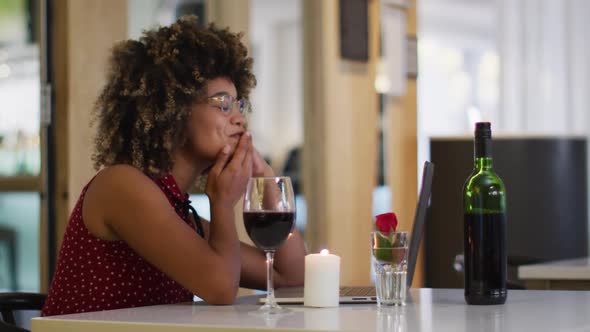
92, 15, 256, 177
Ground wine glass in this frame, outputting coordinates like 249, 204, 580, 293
243, 176, 296, 313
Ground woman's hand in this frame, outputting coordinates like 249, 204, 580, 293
205, 132, 253, 209
252, 147, 274, 177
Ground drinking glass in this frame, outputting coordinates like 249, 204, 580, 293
371, 231, 409, 306
243, 176, 296, 313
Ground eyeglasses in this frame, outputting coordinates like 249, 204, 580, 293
207, 94, 252, 117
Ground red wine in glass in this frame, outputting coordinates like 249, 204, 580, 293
243, 211, 295, 251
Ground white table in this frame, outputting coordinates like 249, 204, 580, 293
518, 257, 590, 290
32, 288, 590, 332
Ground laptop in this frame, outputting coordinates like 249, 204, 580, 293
261, 161, 435, 304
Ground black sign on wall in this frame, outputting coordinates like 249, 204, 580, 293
339, 0, 369, 62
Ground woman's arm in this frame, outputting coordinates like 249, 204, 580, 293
239, 228, 306, 289
83, 134, 253, 304
197, 218, 305, 290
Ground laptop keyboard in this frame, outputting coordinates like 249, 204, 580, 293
339, 286, 376, 296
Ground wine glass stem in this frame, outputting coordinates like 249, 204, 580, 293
265, 251, 277, 306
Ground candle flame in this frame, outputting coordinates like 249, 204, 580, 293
320, 249, 330, 255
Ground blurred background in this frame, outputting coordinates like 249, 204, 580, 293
0, 0, 589, 301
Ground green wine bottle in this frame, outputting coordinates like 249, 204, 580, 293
463, 122, 507, 305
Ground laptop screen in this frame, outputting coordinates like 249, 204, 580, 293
406, 161, 435, 287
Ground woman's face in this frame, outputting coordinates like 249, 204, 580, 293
184, 77, 248, 166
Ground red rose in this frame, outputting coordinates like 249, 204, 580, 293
375, 212, 398, 234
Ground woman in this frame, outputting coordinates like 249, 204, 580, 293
42, 16, 306, 316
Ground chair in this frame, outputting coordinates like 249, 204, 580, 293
0, 293, 46, 331
0, 225, 18, 290
0, 320, 29, 332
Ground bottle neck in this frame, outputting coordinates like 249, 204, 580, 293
474, 137, 493, 170
475, 157, 493, 170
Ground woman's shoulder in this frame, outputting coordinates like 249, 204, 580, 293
90, 165, 156, 191
84, 165, 165, 213
82, 165, 167, 240
96, 164, 149, 179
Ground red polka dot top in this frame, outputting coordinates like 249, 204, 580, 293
42, 174, 204, 316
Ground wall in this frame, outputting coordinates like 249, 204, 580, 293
385, 0, 420, 286
250, 0, 303, 170
51, 0, 127, 260
302, 0, 380, 286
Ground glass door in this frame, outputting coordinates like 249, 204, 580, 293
0, 0, 44, 292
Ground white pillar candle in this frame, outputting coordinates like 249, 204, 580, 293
304, 249, 341, 307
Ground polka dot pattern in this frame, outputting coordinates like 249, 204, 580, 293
42, 174, 196, 316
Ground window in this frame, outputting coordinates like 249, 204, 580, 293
0, 0, 42, 292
